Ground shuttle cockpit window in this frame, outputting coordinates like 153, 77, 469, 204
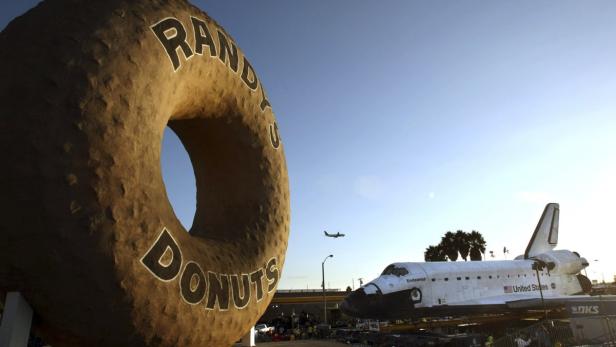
381, 264, 409, 277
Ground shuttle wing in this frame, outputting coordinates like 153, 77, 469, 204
448, 294, 616, 311
450, 294, 540, 306
505, 295, 616, 309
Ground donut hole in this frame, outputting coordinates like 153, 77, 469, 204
161, 126, 197, 231
167, 115, 269, 242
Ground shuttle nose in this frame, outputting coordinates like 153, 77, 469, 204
341, 285, 416, 319
339, 297, 356, 316
341, 287, 390, 318
340, 288, 369, 317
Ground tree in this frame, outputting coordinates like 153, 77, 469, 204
455, 230, 471, 261
425, 230, 487, 262
468, 230, 486, 261
424, 245, 447, 261
440, 231, 459, 261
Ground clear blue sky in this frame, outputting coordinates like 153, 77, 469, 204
3, 1, 616, 289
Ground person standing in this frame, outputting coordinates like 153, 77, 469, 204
515, 334, 531, 347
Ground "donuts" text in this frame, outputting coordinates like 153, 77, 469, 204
140, 228, 280, 311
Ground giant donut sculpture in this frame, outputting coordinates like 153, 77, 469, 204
0, 0, 289, 346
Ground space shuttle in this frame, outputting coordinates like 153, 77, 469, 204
341, 203, 602, 319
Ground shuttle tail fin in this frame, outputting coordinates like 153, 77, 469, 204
524, 203, 559, 258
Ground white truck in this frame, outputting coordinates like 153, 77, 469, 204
254, 324, 274, 334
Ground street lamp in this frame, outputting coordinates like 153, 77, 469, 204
322, 254, 333, 325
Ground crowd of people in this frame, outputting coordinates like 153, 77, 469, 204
255, 311, 339, 342
495, 321, 570, 347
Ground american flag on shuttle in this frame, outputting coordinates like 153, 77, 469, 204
504, 285, 513, 293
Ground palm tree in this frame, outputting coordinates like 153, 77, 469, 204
425, 230, 488, 262
468, 230, 486, 261
440, 231, 459, 261
455, 230, 470, 261
424, 245, 446, 262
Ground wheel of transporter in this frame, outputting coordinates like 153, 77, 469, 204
0, 1, 289, 346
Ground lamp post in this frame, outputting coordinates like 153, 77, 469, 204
322, 254, 333, 325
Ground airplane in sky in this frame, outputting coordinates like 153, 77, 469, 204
341, 203, 611, 319
324, 230, 345, 238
